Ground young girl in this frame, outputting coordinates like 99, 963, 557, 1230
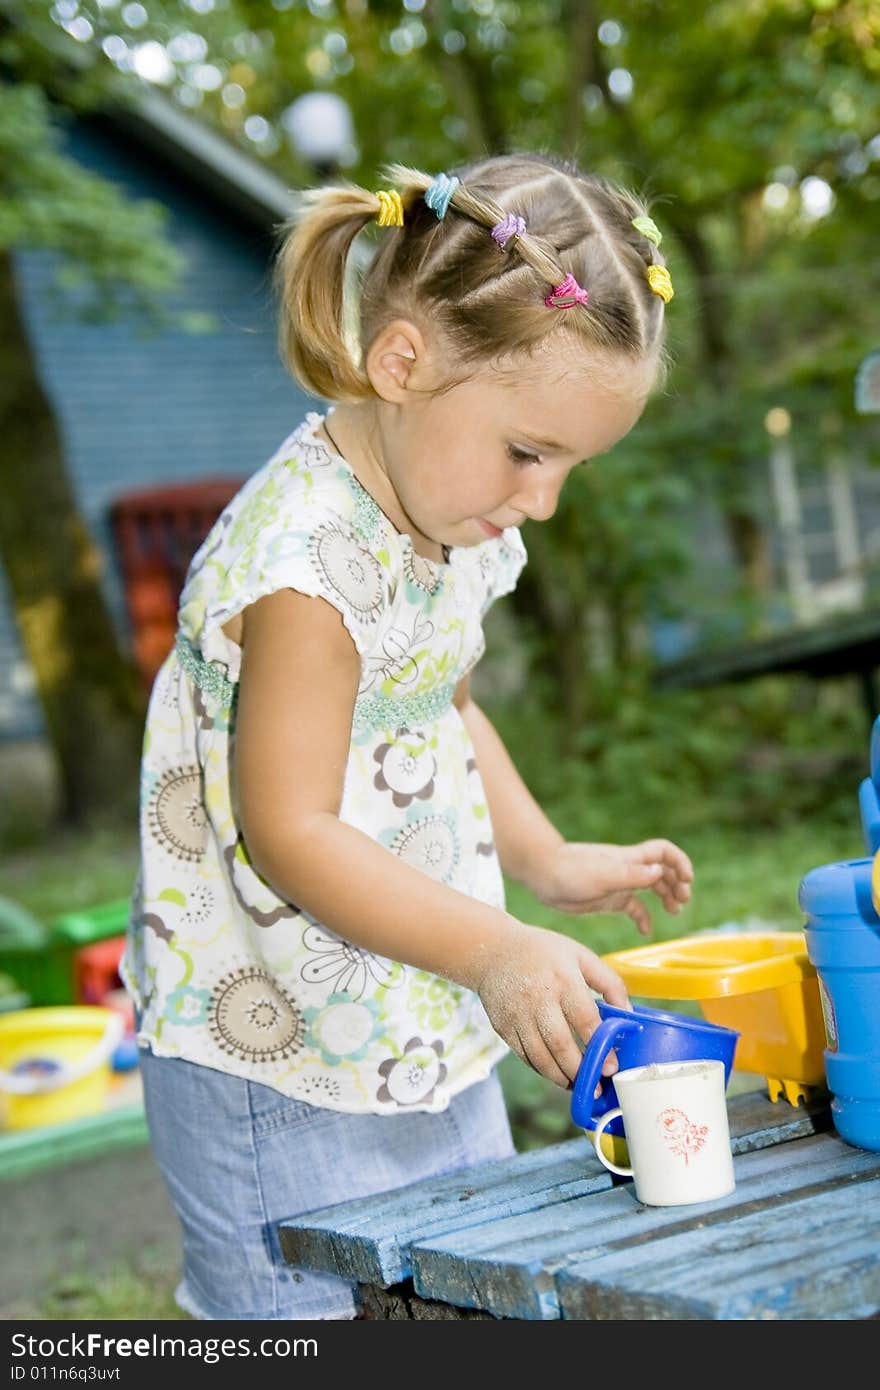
122, 153, 692, 1322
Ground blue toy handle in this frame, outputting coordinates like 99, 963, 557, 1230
862, 715, 880, 853
570, 1015, 642, 1129
860, 777, 880, 855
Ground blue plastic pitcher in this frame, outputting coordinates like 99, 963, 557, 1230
799, 855, 880, 1152
857, 716, 880, 854
570, 1001, 739, 1134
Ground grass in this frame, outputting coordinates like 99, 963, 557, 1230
7, 1268, 188, 1322
1, 823, 140, 927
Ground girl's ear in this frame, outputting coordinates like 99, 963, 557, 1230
364, 319, 427, 401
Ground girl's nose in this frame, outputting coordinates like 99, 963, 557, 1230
513, 477, 563, 523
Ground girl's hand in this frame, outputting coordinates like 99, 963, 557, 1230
533, 839, 694, 937
474, 919, 629, 1089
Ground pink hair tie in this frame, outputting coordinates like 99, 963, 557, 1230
491, 213, 526, 249
544, 272, 589, 309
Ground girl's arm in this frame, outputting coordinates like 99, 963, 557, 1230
455, 676, 694, 936
232, 588, 632, 1089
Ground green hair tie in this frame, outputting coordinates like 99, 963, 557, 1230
632, 215, 663, 247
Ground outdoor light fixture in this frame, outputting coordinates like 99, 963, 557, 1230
764, 407, 792, 437
282, 91, 357, 177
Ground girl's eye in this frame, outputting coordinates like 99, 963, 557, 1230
507, 444, 542, 467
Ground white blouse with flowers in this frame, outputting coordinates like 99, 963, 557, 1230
121, 413, 527, 1114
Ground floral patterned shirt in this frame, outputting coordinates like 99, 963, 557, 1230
121, 413, 527, 1114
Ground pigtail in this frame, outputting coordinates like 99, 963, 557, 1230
274, 184, 380, 403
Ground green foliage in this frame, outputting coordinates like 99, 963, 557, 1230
8, 2, 880, 724
485, 671, 867, 842
0, 81, 191, 323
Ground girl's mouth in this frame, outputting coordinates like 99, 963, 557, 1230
476, 517, 503, 539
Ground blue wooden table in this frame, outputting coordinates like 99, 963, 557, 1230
279, 1089, 880, 1320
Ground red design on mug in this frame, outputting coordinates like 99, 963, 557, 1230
658, 1106, 709, 1165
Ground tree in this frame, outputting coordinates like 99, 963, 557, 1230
236, 0, 880, 719
0, 23, 189, 823
9, 1, 880, 739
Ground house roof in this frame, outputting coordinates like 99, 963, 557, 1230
14, 18, 299, 233
109, 87, 297, 233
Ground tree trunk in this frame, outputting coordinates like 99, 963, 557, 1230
561, 0, 597, 155
0, 250, 146, 826
510, 526, 594, 745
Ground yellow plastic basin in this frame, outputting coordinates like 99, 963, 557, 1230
601, 932, 826, 1106
0, 1005, 123, 1131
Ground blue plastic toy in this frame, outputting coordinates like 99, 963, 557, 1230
111, 1036, 140, 1073
799, 712, 880, 1152
858, 714, 880, 854
570, 1001, 739, 1134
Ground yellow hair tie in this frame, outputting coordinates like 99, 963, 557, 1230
375, 190, 404, 227
646, 264, 674, 303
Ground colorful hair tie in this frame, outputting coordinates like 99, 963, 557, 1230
424, 172, 460, 220
374, 190, 404, 227
632, 215, 663, 247
491, 213, 526, 250
544, 272, 589, 310
646, 264, 674, 303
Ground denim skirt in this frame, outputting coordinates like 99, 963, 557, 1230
137, 1046, 515, 1320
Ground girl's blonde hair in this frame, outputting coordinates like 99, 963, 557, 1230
274, 153, 670, 403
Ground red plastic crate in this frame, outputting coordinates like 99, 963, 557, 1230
73, 936, 134, 1035
74, 936, 125, 1006
109, 477, 245, 687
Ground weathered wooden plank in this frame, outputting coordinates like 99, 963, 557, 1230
724, 1087, 831, 1150
411, 1132, 880, 1319
278, 1088, 830, 1288
279, 1135, 610, 1286
555, 1174, 880, 1320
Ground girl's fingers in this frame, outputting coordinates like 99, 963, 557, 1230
576, 956, 629, 1011
508, 1029, 530, 1070
660, 861, 692, 898
516, 1026, 573, 1089
537, 1009, 594, 1085
562, 994, 622, 1093
651, 872, 689, 913
636, 839, 694, 882
625, 894, 652, 935
640, 853, 693, 914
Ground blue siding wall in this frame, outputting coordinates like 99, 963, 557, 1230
1, 115, 319, 739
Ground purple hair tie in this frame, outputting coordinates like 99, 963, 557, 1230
491, 213, 526, 250
544, 273, 589, 309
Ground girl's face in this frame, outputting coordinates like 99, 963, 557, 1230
373, 340, 653, 554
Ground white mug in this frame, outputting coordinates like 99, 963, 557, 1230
591, 1059, 736, 1207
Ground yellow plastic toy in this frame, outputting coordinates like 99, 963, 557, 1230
0, 1005, 123, 1131
601, 931, 826, 1106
